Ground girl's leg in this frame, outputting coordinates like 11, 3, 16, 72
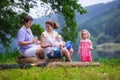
87, 54, 92, 62
69, 48, 74, 57
61, 48, 72, 62
36, 45, 44, 59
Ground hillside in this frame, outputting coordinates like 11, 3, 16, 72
34, 0, 120, 44
77, 0, 120, 44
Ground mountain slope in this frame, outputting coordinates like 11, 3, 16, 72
77, 0, 120, 43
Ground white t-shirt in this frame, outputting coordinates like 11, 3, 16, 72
54, 40, 64, 48
42, 31, 58, 54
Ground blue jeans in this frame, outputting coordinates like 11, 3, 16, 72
47, 48, 62, 59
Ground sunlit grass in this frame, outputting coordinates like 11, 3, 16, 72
0, 65, 120, 80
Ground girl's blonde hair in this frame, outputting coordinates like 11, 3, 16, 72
80, 29, 91, 39
56, 34, 62, 40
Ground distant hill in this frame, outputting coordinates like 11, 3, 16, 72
77, 0, 120, 44
76, 0, 120, 24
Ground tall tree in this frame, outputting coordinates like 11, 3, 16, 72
41, 0, 87, 42
0, 0, 86, 47
0, 0, 37, 47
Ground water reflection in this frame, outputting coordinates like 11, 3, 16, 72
93, 50, 120, 61
72, 49, 120, 62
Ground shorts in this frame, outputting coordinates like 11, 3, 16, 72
47, 48, 62, 58
23, 45, 38, 57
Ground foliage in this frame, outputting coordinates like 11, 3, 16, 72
99, 58, 120, 66
0, 0, 37, 47
41, 0, 87, 42
0, 0, 87, 48
31, 24, 44, 39
0, 50, 19, 63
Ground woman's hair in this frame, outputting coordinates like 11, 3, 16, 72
80, 29, 91, 39
23, 15, 33, 24
45, 20, 59, 29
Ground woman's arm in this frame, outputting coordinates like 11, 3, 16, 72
19, 38, 36, 46
18, 29, 36, 46
40, 34, 52, 48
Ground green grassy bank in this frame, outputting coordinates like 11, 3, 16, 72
0, 51, 120, 80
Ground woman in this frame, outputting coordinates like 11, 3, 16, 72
17, 15, 44, 59
41, 20, 73, 62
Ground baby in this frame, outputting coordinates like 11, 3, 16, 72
51, 34, 65, 56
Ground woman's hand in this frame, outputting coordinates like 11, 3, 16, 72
47, 43, 53, 47
31, 38, 37, 44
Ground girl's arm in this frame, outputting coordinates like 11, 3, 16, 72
90, 40, 93, 50
62, 41, 66, 47
59, 41, 65, 48
78, 42, 81, 54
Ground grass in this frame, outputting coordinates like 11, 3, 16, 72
0, 51, 120, 80
0, 50, 19, 64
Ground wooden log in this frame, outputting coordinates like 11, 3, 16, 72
46, 58, 63, 62
16, 56, 100, 68
47, 62, 100, 68
16, 55, 63, 64
16, 55, 46, 64
0, 62, 48, 70
0, 62, 100, 70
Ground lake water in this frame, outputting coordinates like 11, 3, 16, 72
72, 49, 120, 62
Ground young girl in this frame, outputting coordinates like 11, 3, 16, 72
78, 29, 93, 62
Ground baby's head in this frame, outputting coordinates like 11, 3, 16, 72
56, 34, 62, 41
80, 29, 90, 39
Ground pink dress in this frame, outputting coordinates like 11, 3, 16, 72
79, 39, 92, 62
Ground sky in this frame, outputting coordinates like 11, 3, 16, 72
78, 0, 114, 7
29, 0, 114, 18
